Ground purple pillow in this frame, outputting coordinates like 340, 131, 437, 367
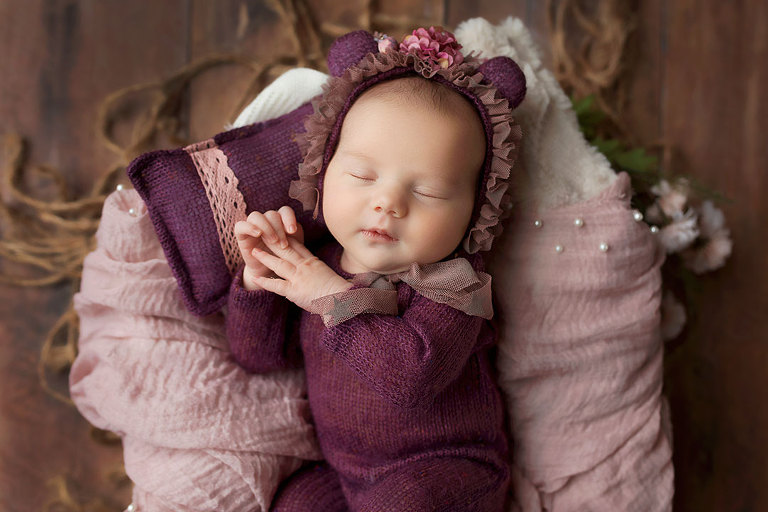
127, 102, 328, 316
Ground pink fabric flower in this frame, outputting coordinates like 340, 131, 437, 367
650, 179, 689, 219
374, 32, 397, 53
683, 234, 733, 274
682, 200, 733, 274
399, 26, 464, 69
697, 199, 727, 238
658, 209, 699, 253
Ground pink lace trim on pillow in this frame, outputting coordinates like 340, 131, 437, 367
185, 139, 247, 275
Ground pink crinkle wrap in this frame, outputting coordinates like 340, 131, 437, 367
70, 189, 322, 512
490, 173, 674, 511
70, 176, 673, 511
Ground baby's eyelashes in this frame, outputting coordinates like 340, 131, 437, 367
349, 172, 374, 181
413, 188, 448, 200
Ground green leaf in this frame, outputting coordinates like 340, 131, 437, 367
592, 136, 621, 155
571, 93, 728, 203
589, 137, 658, 174
571, 95, 595, 115
572, 95, 606, 139
613, 148, 658, 173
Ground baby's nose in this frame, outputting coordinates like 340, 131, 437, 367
373, 190, 407, 218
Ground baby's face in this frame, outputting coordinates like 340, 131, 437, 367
322, 90, 486, 274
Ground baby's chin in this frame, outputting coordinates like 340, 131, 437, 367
343, 252, 451, 275
351, 261, 412, 275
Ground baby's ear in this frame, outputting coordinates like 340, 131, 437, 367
327, 30, 379, 77
478, 56, 527, 109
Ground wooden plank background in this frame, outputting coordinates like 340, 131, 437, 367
1, 1, 765, 510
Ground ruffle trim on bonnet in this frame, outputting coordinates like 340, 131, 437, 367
289, 47, 523, 254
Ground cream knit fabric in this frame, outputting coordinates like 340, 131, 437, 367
231, 67, 328, 128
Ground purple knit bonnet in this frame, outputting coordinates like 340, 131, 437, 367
290, 27, 526, 256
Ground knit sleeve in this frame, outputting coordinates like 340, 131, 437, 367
226, 268, 302, 373
320, 288, 490, 409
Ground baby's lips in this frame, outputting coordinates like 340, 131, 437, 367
362, 228, 398, 242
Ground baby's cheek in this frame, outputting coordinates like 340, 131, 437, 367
416, 213, 467, 259
322, 184, 355, 235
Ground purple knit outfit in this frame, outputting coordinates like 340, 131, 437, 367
227, 243, 510, 511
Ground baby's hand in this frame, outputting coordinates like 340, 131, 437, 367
234, 206, 304, 291
250, 236, 353, 311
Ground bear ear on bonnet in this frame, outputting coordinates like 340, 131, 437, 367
326, 29, 526, 109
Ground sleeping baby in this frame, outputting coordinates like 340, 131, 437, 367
225, 27, 526, 512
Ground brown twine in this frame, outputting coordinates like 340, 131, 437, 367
0, 0, 632, 509
547, 0, 634, 139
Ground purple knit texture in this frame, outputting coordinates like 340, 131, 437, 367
128, 148, 227, 314
271, 463, 348, 512
327, 30, 378, 77
477, 56, 527, 109
128, 102, 327, 316
227, 244, 510, 511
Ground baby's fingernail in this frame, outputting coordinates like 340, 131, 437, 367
281, 240, 289, 249
252, 229, 261, 237
287, 224, 296, 234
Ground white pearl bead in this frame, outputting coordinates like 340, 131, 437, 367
128, 208, 136, 216
574, 218, 584, 228
599, 242, 610, 252
633, 210, 643, 222
555, 245, 564, 253
534, 220, 543, 228
116, 184, 124, 191
650, 226, 660, 233
125, 505, 136, 512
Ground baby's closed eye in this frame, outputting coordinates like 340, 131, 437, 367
348, 171, 375, 181
413, 187, 449, 200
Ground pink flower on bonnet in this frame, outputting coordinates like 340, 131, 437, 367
398, 26, 465, 69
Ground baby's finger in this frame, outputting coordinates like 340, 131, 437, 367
234, 219, 262, 241
240, 245, 265, 270
262, 234, 310, 267
278, 206, 298, 235
264, 210, 289, 249
252, 247, 295, 280
246, 211, 278, 243
252, 276, 289, 298
248, 210, 279, 241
